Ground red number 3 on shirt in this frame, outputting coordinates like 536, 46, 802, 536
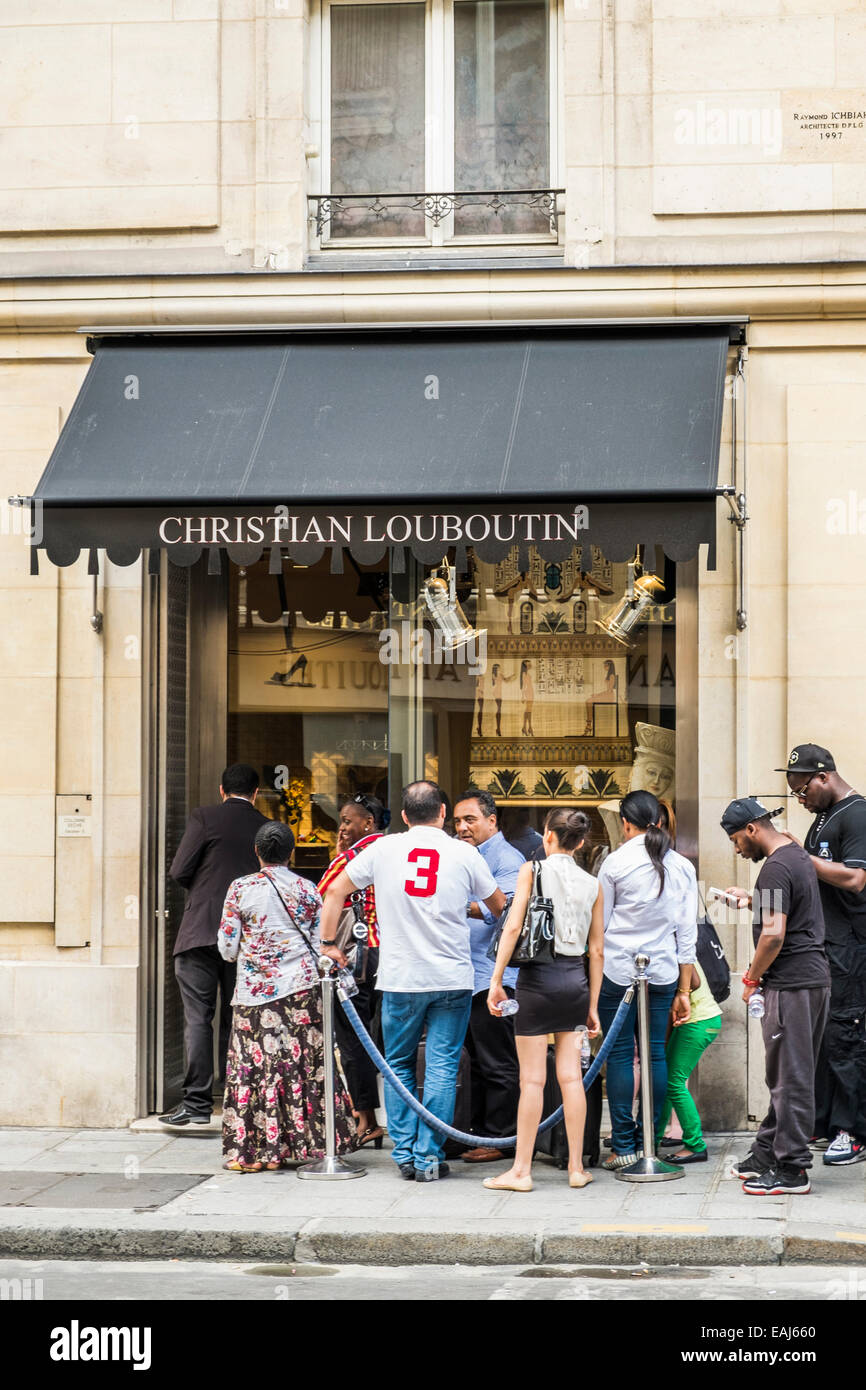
404, 848, 440, 897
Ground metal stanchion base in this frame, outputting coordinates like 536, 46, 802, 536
615, 1155, 685, 1183
297, 1155, 367, 1181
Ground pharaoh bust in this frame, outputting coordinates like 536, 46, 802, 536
628, 722, 676, 800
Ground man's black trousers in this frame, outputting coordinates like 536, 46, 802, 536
174, 945, 236, 1116
814, 941, 866, 1141
464, 987, 520, 1139
333, 947, 381, 1114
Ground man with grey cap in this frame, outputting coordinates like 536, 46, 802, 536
721, 797, 830, 1195
778, 744, 866, 1166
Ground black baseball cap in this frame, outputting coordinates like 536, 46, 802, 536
775, 744, 836, 775
720, 797, 784, 835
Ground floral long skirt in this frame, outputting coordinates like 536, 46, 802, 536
222, 988, 357, 1167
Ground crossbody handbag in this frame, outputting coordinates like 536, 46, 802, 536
486, 860, 556, 968
260, 869, 320, 969
334, 891, 370, 983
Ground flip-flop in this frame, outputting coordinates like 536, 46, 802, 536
569, 1170, 594, 1188
223, 1160, 263, 1173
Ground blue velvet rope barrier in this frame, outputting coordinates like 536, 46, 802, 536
336, 988, 634, 1150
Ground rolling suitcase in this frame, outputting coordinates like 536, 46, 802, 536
532, 1043, 602, 1169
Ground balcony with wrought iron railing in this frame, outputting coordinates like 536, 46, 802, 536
308, 189, 565, 245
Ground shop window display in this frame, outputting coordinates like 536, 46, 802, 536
227, 544, 676, 879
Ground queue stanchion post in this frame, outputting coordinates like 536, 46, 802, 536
297, 957, 366, 1181
616, 952, 684, 1184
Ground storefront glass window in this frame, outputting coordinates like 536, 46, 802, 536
228, 554, 390, 881
228, 544, 676, 880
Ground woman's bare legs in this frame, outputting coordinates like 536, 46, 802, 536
488, 1034, 547, 1182
554, 1031, 588, 1175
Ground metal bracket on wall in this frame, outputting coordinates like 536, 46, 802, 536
90, 569, 103, 633
716, 344, 749, 631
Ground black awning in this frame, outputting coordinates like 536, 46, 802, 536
28, 323, 734, 571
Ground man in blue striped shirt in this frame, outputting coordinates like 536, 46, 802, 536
455, 790, 526, 1163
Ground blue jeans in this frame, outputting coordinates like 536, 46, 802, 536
380, 989, 473, 1173
598, 974, 678, 1155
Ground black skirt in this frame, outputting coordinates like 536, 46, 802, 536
514, 956, 589, 1037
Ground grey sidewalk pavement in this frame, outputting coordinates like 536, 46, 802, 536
1, 1126, 866, 1267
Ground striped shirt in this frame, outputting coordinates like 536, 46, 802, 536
318, 832, 384, 947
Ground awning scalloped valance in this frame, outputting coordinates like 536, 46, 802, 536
31, 496, 718, 575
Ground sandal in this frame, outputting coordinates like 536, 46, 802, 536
357, 1127, 385, 1150
483, 1172, 533, 1193
223, 1160, 263, 1173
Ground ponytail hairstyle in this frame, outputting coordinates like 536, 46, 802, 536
619, 789, 669, 896
544, 807, 591, 852
656, 798, 676, 845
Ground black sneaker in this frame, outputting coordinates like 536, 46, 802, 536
742, 1166, 811, 1196
730, 1152, 764, 1180
414, 1162, 450, 1182
397, 1163, 416, 1181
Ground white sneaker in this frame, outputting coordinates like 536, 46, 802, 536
823, 1130, 866, 1166
602, 1149, 644, 1171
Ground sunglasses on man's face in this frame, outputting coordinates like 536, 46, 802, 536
790, 775, 817, 800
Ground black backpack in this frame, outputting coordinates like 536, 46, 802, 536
696, 898, 731, 1004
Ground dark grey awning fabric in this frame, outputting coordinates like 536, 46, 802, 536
30, 325, 732, 571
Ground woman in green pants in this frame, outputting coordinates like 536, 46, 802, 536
657, 961, 722, 1163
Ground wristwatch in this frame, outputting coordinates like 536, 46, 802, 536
321, 940, 337, 947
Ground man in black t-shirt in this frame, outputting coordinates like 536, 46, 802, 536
778, 744, 866, 1165
721, 797, 830, 1196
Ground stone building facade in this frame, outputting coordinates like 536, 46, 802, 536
0, 0, 865, 1125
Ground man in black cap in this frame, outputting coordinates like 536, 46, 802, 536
777, 744, 866, 1165
721, 797, 830, 1195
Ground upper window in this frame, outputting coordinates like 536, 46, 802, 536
314, 0, 560, 248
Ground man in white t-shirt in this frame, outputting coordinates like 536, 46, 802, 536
320, 781, 505, 1181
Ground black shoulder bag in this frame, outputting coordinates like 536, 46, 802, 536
486, 861, 556, 968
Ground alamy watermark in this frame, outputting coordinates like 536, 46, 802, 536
826, 490, 866, 535
1, 497, 42, 545
378, 620, 487, 677
0, 1276, 43, 1300
674, 101, 782, 158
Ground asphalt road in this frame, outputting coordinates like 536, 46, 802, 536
1, 1259, 862, 1301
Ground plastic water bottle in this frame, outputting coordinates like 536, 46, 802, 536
574, 1025, 591, 1065
748, 989, 765, 1020
497, 998, 519, 1017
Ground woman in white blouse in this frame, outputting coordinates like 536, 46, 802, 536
485, 809, 604, 1193
596, 789, 697, 1170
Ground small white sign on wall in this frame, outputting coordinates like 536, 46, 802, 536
57, 814, 92, 838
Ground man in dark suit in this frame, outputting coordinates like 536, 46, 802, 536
159, 763, 267, 1126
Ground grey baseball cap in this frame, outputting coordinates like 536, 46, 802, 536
721, 797, 783, 835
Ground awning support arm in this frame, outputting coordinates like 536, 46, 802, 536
716, 344, 749, 631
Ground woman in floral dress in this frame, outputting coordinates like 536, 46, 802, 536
218, 819, 356, 1171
